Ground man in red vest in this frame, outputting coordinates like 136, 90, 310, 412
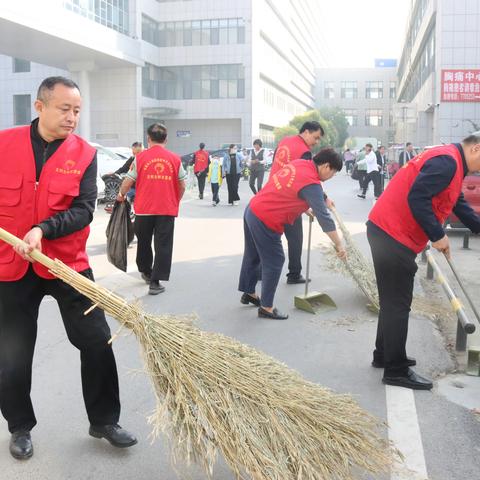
0, 77, 136, 460
238, 148, 346, 319
270, 121, 325, 285
368, 135, 480, 390
117, 123, 186, 295
193, 142, 209, 199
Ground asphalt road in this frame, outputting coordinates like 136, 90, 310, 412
1, 171, 480, 480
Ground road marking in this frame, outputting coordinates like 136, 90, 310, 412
386, 385, 429, 480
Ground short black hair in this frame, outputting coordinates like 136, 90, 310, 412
463, 134, 480, 145
365, 143, 373, 148
313, 148, 343, 171
406, 142, 412, 147
37, 76, 80, 103
147, 123, 168, 143
253, 139, 262, 147
131, 141, 142, 148
199, 142, 205, 149
299, 121, 324, 136
229, 144, 236, 149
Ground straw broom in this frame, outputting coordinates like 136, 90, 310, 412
0, 227, 393, 480
329, 208, 447, 319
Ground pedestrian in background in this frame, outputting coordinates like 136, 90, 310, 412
367, 135, 480, 390
343, 148, 355, 174
238, 149, 346, 320
207, 153, 223, 206
193, 142, 209, 199
0, 76, 137, 461
248, 139, 266, 194
117, 123, 186, 295
399, 142, 415, 166
375, 145, 387, 194
270, 120, 325, 284
357, 143, 381, 199
223, 144, 243, 205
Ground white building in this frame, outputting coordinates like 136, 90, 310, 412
0, 0, 328, 154
396, 0, 480, 147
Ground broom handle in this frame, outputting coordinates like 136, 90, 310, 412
443, 252, 480, 324
0, 227, 57, 270
304, 215, 314, 297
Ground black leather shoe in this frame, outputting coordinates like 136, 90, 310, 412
149, 281, 165, 295
382, 369, 433, 390
240, 293, 261, 307
372, 356, 417, 368
141, 272, 151, 284
286, 275, 311, 285
9, 430, 33, 460
89, 424, 138, 448
357, 194, 366, 199
258, 307, 289, 320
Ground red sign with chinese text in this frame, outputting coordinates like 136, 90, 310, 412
441, 69, 480, 102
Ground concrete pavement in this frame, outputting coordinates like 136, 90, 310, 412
1, 172, 479, 479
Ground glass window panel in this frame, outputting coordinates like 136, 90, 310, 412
228, 79, 237, 98
218, 65, 229, 79
219, 79, 228, 98
13, 94, 31, 125
201, 65, 210, 79
12, 58, 30, 73
228, 27, 237, 44
237, 26, 245, 43
211, 19, 219, 27
183, 80, 192, 99
201, 25, 210, 45
175, 23, 183, 45
210, 65, 218, 78
228, 64, 238, 78
201, 80, 210, 99
210, 79, 219, 98
192, 21, 201, 45
192, 80, 201, 98
183, 24, 192, 46
237, 79, 245, 98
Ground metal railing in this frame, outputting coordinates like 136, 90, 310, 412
422, 249, 476, 351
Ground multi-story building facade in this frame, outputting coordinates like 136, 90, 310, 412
315, 64, 398, 148
397, 0, 480, 147
0, 0, 328, 153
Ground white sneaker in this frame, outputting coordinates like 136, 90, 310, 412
233, 201, 239, 206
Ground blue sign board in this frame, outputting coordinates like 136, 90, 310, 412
374, 59, 397, 68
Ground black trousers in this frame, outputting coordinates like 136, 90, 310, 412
284, 215, 303, 278
362, 171, 382, 198
211, 183, 220, 203
367, 222, 418, 376
196, 170, 207, 196
134, 215, 175, 281
225, 174, 241, 204
358, 171, 367, 190
0, 266, 120, 433
249, 169, 265, 194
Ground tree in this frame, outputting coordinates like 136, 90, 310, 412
273, 108, 349, 151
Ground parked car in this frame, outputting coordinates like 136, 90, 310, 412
109, 146, 132, 160
89, 143, 127, 202
447, 172, 480, 229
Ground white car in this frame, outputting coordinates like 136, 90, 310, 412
89, 143, 127, 201
109, 146, 132, 160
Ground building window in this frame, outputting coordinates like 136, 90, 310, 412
142, 63, 245, 100
142, 15, 245, 47
13, 95, 31, 125
389, 81, 396, 99
343, 109, 357, 127
340, 81, 357, 99
324, 81, 334, 99
365, 109, 383, 127
63, 0, 130, 36
366, 81, 383, 99
12, 58, 30, 73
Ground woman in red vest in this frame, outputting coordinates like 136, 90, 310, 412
0, 77, 136, 460
193, 142, 209, 199
368, 135, 480, 390
238, 148, 346, 320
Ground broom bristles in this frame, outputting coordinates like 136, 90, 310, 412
50, 259, 393, 480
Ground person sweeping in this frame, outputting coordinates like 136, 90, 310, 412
238, 148, 346, 320
367, 134, 480, 390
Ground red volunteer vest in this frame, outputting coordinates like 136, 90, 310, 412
193, 149, 209, 173
369, 144, 465, 253
250, 159, 321, 234
134, 144, 181, 216
270, 135, 311, 175
0, 126, 95, 280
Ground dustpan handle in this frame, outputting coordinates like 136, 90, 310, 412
0, 227, 57, 271
304, 215, 314, 297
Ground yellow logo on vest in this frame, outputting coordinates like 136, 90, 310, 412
274, 145, 290, 170
273, 163, 296, 190
145, 157, 173, 181
55, 159, 81, 175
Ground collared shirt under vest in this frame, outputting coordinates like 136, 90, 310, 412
249, 159, 322, 234
369, 144, 465, 253
0, 125, 95, 280
134, 144, 181, 216
270, 135, 312, 176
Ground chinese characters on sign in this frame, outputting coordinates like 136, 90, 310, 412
441, 69, 480, 102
